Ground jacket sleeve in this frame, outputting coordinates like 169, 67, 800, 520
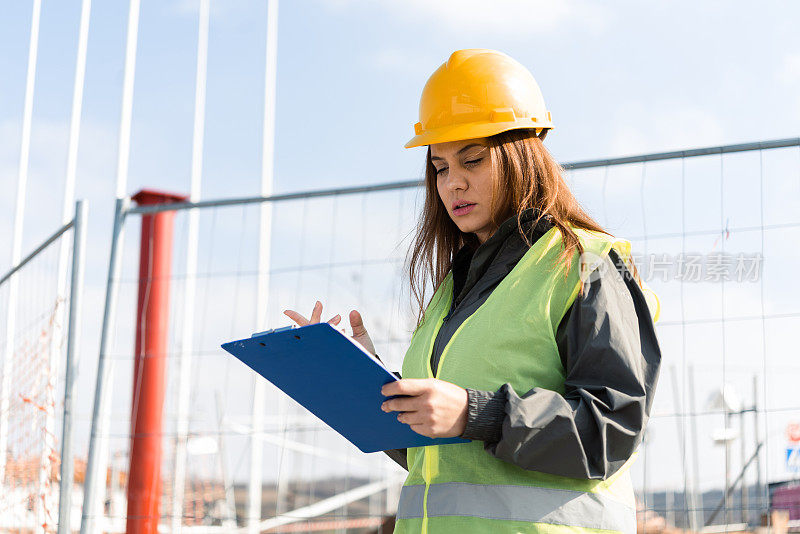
383, 447, 408, 470
459, 249, 661, 480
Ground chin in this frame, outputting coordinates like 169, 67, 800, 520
450, 216, 481, 235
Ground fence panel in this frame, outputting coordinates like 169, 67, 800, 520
82, 139, 800, 531
0, 202, 86, 534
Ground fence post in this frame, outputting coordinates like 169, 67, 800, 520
58, 199, 88, 534
81, 197, 129, 534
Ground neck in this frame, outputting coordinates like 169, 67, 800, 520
475, 227, 495, 245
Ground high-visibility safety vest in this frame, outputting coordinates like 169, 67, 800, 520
394, 225, 660, 534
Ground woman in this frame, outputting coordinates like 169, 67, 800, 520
285, 49, 661, 533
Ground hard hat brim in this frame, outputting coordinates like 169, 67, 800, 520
404, 119, 553, 149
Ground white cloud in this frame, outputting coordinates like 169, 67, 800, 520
321, 0, 609, 37
608, 102, 725, 157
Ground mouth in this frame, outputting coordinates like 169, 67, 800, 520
452, 202, 477, 216
452, 201, 476, 210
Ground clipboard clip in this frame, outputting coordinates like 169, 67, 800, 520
251, 325, 295, 337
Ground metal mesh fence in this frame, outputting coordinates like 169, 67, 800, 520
565, 142, 800, 529
0, 244, 64, 532
83, 139, 800, 532
0, 206, 85, 534
89, 189, 420, 531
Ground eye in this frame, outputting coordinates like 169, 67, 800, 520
435, 167, 448, 176
465, 158, 482, 167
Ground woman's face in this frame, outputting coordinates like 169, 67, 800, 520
430, 138, 497, 244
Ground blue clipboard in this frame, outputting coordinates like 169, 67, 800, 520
221, 322, 469, 453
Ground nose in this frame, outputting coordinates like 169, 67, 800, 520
443, 170, 468, 192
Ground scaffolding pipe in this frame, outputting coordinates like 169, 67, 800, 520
54, 3, 92, 533
172, 0, 210, 529
81, 1, 141, 527
0, 0, 42, 490
115, 0, 141, 198
249, 1, 279, 531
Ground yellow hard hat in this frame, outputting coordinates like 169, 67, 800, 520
405, 49, 553, 149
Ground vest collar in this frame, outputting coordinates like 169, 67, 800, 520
452, 207, 554, 308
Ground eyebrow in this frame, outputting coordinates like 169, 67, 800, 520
430, 143, 486, 161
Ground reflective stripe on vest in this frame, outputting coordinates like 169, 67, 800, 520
397, 482, 636, 533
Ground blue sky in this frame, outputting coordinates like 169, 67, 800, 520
2, 0, 799, 213
1, 0, 799, 498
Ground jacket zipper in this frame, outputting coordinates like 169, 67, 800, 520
432, 299, 457, 372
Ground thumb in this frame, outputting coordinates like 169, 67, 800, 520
349, 310, 368, 336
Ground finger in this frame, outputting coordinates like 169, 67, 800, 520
381, 397, 420, 413
381, 378, 431, 397
327, 314, 341, 325
310, 300, 323, 324
349, 310, 368, 337
397, 411, 425, 425
283, 309, 309, 326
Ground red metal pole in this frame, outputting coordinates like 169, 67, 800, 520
128, 189, 187, 534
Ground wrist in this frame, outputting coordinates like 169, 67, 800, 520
460, 387, 507, 442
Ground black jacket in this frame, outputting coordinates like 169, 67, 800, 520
384, 208, 662, 480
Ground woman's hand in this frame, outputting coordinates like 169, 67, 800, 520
380, 378, 468, 438
283, 301, 377, 357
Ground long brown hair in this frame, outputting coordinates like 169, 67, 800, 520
405, 128, 641, 330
